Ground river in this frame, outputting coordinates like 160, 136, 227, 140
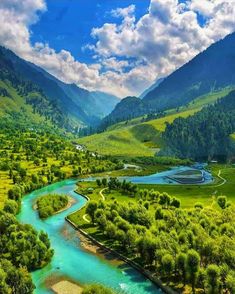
17, 179, 162, 294
17, 165, 212, 293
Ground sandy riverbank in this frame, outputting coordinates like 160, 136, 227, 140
55, 196, 76, 214
76, 230, 100, 254
51, 280, 83, 294
45, 274, 83, 294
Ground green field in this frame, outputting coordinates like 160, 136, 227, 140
78, 88, 233, 157
70, 164, 235, 218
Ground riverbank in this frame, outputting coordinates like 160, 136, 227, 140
51, 280, 83, 294
67, 186, 176, 294
45, 274, 83, 294
66, 217, 176, 294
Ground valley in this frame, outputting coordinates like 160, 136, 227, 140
0, 11, 235, 294
78, 88, 233, 157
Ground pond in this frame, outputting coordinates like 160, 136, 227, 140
85, 165, 213, 185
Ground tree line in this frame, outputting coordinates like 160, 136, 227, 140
163, 91, 235, 161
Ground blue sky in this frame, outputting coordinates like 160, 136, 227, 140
31, 0, 151, 65
0, 0, 234, 97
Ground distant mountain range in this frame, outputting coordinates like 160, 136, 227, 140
0, 46, 119, 130
104, 32, 235, 126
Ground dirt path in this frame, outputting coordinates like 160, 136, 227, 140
214, 170, 227, 187
83, 214, 90, 223
82, 188, 107, 223
99, 188, 107, 201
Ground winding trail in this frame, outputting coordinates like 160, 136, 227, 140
99, 188, 107, 201
214, 170, 227, 187
83, 214, 90, 223
82, 188, 107, 223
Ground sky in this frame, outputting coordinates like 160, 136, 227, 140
0, 0, 235, 98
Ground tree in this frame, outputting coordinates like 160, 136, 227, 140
194, 202, 203, 209
176, 253, 187, 286
3, 199, 19, 215
125, 229, 138, 250
225, 272, 235, 293
186, 250, 200, 294
206, 264, 220, 294
171, 197, 181, 208
86, 201, 98, 224
217, 196, 228, 210
102, 178, 107, 187
96, 179, 102, 187
197, 269, 206, 293
0, 268, 10, 294
159, 193, 171, 208
105, 222, 116, 239
161, 254, 174, 278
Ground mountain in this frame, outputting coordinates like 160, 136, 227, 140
104, 32, 235, 127
163, 90, 235, 160
59, 84, 119, 119
0, 48, 72, 130
0, 46, 119, 129
143, 32, 235, 109
139, 77, 165, 99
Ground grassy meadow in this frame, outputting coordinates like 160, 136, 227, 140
78, 88, 233, 157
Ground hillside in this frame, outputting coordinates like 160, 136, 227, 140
103, 32, 235, 126
0, 46, 119, 128
163, 90, 235, 160
0, 50, 69, 129
78, 89, 232, 157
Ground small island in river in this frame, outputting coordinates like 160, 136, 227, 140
36, 194, 73, 219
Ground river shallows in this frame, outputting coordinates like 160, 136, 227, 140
17, 179, 161, 294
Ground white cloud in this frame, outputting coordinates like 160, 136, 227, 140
0, 0, 235, 98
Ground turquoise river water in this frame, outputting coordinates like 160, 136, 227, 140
17, 166, 212, 293
17, 179, 162, 294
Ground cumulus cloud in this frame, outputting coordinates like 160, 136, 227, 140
0, 0, 235, 98
91, 0, 235, 95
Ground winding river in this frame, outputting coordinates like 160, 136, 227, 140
17, 179, 162, 294
17, 166, 212, 293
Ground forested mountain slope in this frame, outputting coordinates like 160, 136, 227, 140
0, 49, 72, 129
79, 89, 232, 157
0, 46, 119, 129
163, 90, 235, 160
103, 32, 235, 127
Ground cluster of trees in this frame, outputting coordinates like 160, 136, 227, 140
0, 120, 124, 292
36, 194, 69, 219
130, 156, 192, 166
96, 177, 181, 208
85, 194, 235, 293
163, 91, 235, 160
0, 125, 122, 211
0, 208, 53, 292
96, 177, 138, 196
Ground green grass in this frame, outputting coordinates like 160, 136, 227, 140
146, 108, 200, 132
79, 88, 232, 157
78, 128, 155, 157
71, 164, 235, 213
69, 164, 235, 236
0, 81, 48, 124
134, 164, 235, 208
